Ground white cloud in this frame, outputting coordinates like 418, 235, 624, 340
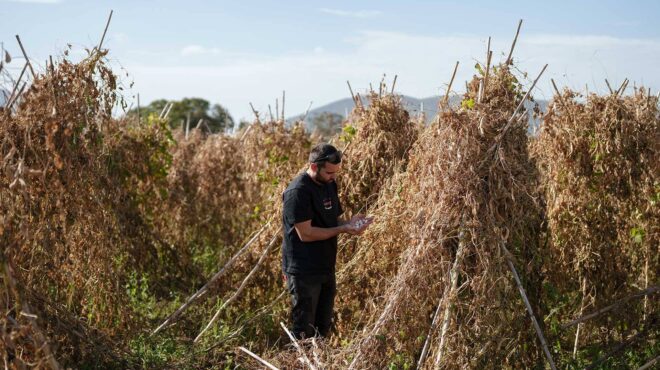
180, 45, 222, 56
319, 8, 382, 18
523, 34, 660, 48
122, 31, 660, 122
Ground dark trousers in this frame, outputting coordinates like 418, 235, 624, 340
285, 272, 336, 339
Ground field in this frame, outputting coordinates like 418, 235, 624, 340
1, 28, 658, 370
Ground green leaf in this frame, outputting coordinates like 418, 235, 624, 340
461, 98, 475, 110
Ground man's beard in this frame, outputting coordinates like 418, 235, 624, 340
313, 172, 333, 184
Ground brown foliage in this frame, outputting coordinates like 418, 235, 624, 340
532, 87, 659, 345
338, 64, 545, 369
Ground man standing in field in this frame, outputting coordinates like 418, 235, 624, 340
282, 143, 373, 339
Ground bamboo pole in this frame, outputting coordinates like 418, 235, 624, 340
391, 75, 398, 94
416, 294, 443, 369
506, 19, 523, 65
194, 235, 278, 343
249, 102, 260, 121
481, 36, 492, 103
4, 62, 28, 109
432, 227, 467, 367
185, 111, 191, 139
442, 61, 459, 107
163, 102, 174, 119
15, 35, 35, 79
158, 102, 171, 119
616, 78, 629, 97
494, 64, 547, 140
477, 80, 484, 104
638, 355, 660, 370
152, 221, 272, 335
97, 10, 114, 51
137, 94, 141, 125
280, 322, 318, 370
562, 286, 659, 328
605, 79, 614, 94
301, 101, 314, 122
551, 79, 568, 109
281, 90, 286, 121
6, 82, 27, 111
501, 245, 557, 370
195, 118, 204, 129
238, 346, 280, 370
573, 277, 588, 359
347, 80, 357, 107
643, 244, 649, 321
275, 98, 279, 121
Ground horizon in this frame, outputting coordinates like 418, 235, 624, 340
2, 0, 659, 121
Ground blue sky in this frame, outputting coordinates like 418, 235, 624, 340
2, 0, 659, 121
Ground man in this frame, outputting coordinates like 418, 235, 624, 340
282, 143, 373, 339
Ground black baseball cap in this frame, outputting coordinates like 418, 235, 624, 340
309, 143, 342, 164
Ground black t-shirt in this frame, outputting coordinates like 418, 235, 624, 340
282, 172, 344, 275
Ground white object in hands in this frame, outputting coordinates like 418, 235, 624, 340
350, 216, 374, 230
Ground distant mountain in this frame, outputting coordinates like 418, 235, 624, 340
288, 95, 548, 133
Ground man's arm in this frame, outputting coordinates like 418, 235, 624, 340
293, 220, 351, 242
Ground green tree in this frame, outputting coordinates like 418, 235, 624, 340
130, 98, 234, 133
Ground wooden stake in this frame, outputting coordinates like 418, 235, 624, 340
137, 94, 141, 125
347, 80, 357, 107
158, 102, 171, 119
643, 245, 649, 321
240, 124, 253, 141
497, 64, 548, 138
417, 294, 443, 369
281, 90, 286, 121
238, 347, 280, 370
605, 79, 614, 94
152, 221, 272, 335
275, 98, 279, 121
5, 62, 28, 109
249, 102, 260, 121
280, 322, 318, 370
506, 19, 523, 65
6, 82, 27, 111
638, 355, 660, 370
562, 286, 659, 328
97, 10, 114, 51
433, 227, 467, 367
185, 111, 191, 139
163, 102, 174, 119
573, 277, 588, 359
482, 37, 492, 102
550, 79, 567, 108
442, 61, 459, 107
268, 104, 274, 121
194, 235, 278, 343
301, 101, 313, 122
391, 75, 398, 95
355, 92, 363, 109
616, 78, 629, 97
502, 245, 557, 370
15, 35, 35, 79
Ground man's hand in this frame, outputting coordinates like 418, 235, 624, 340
344, 214, 374, 235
